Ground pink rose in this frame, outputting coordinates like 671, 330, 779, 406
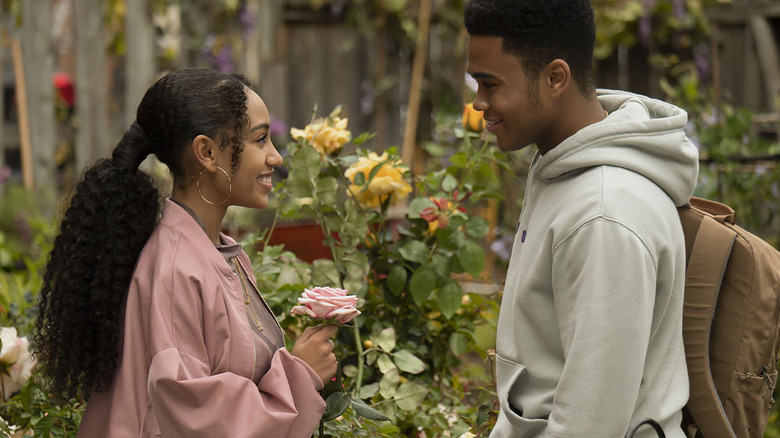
290, 287, 361, 324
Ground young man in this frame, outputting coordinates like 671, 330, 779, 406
464, 1, 699, 436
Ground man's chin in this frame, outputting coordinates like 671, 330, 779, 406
495, 138, 526, 152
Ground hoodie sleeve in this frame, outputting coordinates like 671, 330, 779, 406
547, 217, 657, 436
148, 346, 326, 438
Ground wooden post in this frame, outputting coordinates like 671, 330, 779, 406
125, 0, 155, 125
74, 0, 110, 171
0, 29, 5, 172
11, 38, 33, 190
400, 0, 432, 172
22, 0, 56, 189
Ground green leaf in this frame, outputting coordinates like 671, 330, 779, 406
377, 327, 396, 352
317, 176, 339, 205
449, 331, 469, 356
410, 267, 437, 305
393, 350, 426, 374
438, 228, 465, 251
379, 368, 400, 398
398, 240, 429, 264
351, 397, 391, 421
365, 350, 379, 366
311, 259, 340, 286
342, 364, 358, 377
321, 379, 345, 400
354, 171, 366, 186
408, 197, 436, 219
328, 105, 344, 118
430, 253, 452, 278
387, 266, 407, 296
353, 132, 377, 146
367, 162, 386, 183
442, 174, 458, 192
358, 382, 379, 399
465, 215, 490, 238
437, 280, 463, 319
378, 354, 397, 374
449, 151, 469, 167
457, 240, 485, 279
393, 382, 429, 411
322, 391, 351, 421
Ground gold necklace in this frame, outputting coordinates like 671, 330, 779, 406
234, 258, 263, 332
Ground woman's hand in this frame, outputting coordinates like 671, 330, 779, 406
291, 324, 338, 385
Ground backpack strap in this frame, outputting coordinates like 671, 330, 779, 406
682, 213, 738, 438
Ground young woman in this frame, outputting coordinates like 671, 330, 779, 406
35, 68, 338, 437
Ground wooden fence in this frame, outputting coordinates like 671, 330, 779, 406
2, 1, 780, 190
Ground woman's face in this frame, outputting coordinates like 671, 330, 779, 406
220, 88, 283, 210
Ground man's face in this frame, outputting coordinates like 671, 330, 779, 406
467, 35, 546, 152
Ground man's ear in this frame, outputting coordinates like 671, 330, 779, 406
545, 59, 571, 97
192, 134, 218, 172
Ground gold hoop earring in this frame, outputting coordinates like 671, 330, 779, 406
197, 166, 232, 206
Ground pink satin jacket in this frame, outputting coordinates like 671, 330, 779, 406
76, 199, 325, 437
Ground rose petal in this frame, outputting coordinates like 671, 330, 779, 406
327, 307, 361, 324
290, 306, 319, 318
297, 298, 339, 318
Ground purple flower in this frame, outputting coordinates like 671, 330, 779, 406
0, 166, 11, 186
639, 17, 652, 48
694, 42, 710, 78
673, 0, 686, 21
213, 46, 234, 73
639, 0, 657, 48
270, 116, 288, 138
240, 3, 256, 41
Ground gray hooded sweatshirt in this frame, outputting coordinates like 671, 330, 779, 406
491, 90, 699, 438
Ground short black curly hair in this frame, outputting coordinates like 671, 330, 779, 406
464, 0, 596, 96
35, 69, 253, 401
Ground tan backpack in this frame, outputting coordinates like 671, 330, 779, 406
678, 197, 780, 438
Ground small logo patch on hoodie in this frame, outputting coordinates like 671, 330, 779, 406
521, 230, 527, 243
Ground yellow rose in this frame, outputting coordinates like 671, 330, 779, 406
462, 102, 485, 132
345, 152, 412, 208
290, 116, 351, 155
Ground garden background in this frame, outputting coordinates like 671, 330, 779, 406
1, 0, 780, 436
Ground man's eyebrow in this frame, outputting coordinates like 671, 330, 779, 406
467, 72, 497, 80
249, 123, 270, 132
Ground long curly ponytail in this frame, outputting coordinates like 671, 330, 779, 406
35, 123, 159, 401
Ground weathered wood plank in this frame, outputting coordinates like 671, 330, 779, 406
125, 0, 155, 125
74, 0, 110, 171
22, 0, 56, 188
750, 14, 780, 111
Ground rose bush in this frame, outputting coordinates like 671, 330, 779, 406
250, 107, 508, 436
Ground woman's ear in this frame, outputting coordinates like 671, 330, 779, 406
192, 134, 218, 172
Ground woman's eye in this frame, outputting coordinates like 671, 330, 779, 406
482, 83, 496, 90
257, 135, 268, 144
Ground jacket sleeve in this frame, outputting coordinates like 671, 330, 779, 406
148, 346, 326, 438
547, 218, 657, 437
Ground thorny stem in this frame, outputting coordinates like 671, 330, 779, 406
354, 321, 364, 393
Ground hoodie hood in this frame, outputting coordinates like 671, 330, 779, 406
536, 89, 699, 206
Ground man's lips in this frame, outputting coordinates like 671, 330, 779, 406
485, 119, 502, 132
